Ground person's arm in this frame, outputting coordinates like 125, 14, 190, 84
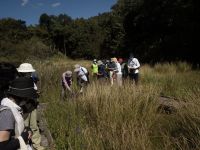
133, 58, 140, 69
0, 127, 32, 150
0, 130, 20, 150
0, 137, 20, 150
65, 82, 72, 93
62, 73, 72, 92
62, 72, 67, 85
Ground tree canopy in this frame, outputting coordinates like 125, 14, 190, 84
0, 0, 199, 65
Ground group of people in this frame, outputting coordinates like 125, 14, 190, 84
0, 63, 44, 150
61, 64, 89, 99
0, 55, 140, 149
61, 55, 140, 99
91, 55, 140, 86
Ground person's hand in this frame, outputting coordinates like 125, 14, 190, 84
21, 127, 32, 143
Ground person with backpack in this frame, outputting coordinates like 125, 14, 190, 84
74, 64, 89, 93
97, 60, 107, 80
61, 70, 73, 100
17, 63, 44, 150
127, 55, 140, 85
0, 77, 37, 150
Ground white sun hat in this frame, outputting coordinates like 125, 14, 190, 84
65, 70, 72, 77
17, 63, 35, 73
74, 64, 80, 72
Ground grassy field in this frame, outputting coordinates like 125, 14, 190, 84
32, 57, 200, 150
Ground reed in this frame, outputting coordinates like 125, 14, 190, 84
34, 59, 200, 150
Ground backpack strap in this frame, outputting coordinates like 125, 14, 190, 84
80, 67, 89, 82
81, 67, 86, 75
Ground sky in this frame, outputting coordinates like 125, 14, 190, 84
0, 0, 117, 25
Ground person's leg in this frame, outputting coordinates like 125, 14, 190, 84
129, 72, 134, 83
116, 73, 122, 86
24, 109, 45, 150
79, 79, 85, 93
109, 71, 114, 86
134, 73, 139, 86
61, 85, 67, 100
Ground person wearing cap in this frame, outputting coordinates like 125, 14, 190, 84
91, 59, 98, 79
74, 64, 89, 93
17, 63, 44, 150
0, 77, 37, 150
127, 54, 140, 85
61, 70, 73, 100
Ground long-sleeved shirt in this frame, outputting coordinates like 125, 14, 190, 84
128, 58, 140, 73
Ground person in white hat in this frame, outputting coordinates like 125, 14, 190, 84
17, 63, 45, 150
74, 64, 89, 93
17, 63, 39, 90
61, 70, 73, 100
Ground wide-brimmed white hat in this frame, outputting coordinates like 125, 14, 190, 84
74, 64, 80, 72
65, 71, 72, 77
17, 63, 35, 73
97, 60, 103, 65
74, 68, 80, 72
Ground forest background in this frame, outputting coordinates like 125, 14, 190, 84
1, 0, 200, 149
0, 0, 200, 66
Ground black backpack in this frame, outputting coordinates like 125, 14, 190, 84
0, 62, 19, 100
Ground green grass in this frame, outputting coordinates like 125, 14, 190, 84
33, 59, 200, 150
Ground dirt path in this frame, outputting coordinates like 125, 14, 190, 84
37, 103, 55, 149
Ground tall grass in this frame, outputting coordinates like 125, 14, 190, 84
33, 59, 200, 150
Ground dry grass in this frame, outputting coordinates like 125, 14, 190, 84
32, 58, 200, 150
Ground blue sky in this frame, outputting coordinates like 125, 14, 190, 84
0, 0, 117, 25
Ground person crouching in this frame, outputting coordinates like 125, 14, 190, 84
74, 64, 89, 93
61, 70, 73, 100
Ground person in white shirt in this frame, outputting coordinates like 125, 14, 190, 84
74, 64, 89, 93
127, 55, 140, 85
112, 58, 122, 86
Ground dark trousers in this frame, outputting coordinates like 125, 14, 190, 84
129, 73, 139, 85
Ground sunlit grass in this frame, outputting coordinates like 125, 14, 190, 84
33, 58, 200, 150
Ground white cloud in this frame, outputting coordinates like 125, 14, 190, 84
51, 2, 61, 7
21, 0, 29, 6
